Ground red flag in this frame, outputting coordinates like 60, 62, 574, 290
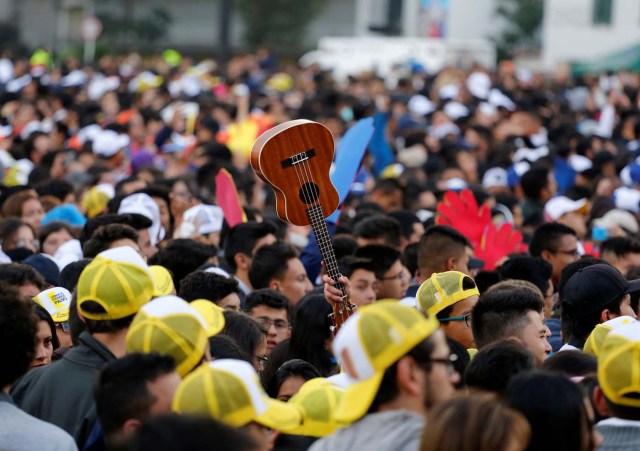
215, 168, 246, 228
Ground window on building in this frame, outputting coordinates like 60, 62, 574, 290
593, 0, 613, 25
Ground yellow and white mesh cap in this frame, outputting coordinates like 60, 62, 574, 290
416, 271, 479, 315
172, 359, 301, 430
190, 299, 225, 337
77, 246, 155, 320
332, 301, 439, 423
126, 295, 209, 377
150, 265, 175, 297
33, 287, 72, 322
598, 321, 640, 407
584, 316, 637, 357
282, 377, 347, 437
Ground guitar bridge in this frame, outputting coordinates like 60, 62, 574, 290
281, 148, 316, 168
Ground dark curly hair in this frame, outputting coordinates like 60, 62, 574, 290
0, 283, 38, 387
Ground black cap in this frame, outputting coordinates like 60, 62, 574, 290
563, 264, 640, 315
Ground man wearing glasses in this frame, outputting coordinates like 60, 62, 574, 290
416, 271, 479, 349
529, 222, 580, 288
309, 296, 459, 451
243, 288, 291, 356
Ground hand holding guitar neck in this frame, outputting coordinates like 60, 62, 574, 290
323, 273, 353, 307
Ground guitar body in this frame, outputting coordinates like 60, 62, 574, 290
251, 119, 356, 334
251, 120, 339, 226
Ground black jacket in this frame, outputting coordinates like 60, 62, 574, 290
11, 331, 116, 448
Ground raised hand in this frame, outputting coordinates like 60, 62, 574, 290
436, 189, 492, 246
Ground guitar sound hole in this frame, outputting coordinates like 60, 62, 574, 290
299, 182, 320, 204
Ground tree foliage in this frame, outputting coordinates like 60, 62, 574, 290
97, 7, 172, 51
235, 0, 326, 52
494, 0, 543, 58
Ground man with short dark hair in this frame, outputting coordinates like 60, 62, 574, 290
243, 288, 291, 354
601, 236, 640, 277
0, 283, 77, 450
94, 353, 180, 447
353, 214, 402, 249
471, 282, 552, 363
83, 223, 140, 258
520, 167, 557, 226
355, 244, 409, 300
338, 256, 378, 307
0, 262, 46, 300
560, 264, 639, 351
12, 246, 155, 448
249, 242, 312, 307
309, 302, 458, 451
179, 271, 241, 311
416, 225, 474, 284
223, 222, 277, 299
529, 222, 580, 286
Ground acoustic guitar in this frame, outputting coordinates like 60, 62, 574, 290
251, 119, 356, 334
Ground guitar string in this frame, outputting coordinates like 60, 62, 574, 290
298, 155, 351, 324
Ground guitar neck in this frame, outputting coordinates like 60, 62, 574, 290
307, 204, 346, 299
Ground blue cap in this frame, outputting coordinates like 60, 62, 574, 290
41, 204, 86, 227
23, 254, 59, 286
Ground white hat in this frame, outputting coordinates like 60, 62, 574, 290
488, 88, 516, 111
183, 205, 224, 235
593, 209, 640, 234
614, 187, 640, 214
33, 287, 72, 323
408, 95, 435, 116
513, 146, 549, 163
443, 101, 469, 121
445, 177, 468, 191
61, 70, 87, 88
482, 167, 508, 188
438, 84, 459, 100
430, 122, 460, 139
544, 196, 587, 221
203, 266, 232, 278
93, 129, 130, 158
118, 193, 165, 246
568, 154, 593, 173
467, 72, 491, 99
87, 75, 121, 101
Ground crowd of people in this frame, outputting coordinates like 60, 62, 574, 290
2, 46, 640, 451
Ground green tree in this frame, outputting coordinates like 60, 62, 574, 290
97, 4, 172, 52
493, 0, 544, 59
235, 0, 326, 53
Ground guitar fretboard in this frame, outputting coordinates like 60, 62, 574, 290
307, 204, 347, 299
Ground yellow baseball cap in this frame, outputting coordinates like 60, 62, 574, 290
172, 359, 302, 430
77, 246, 155, 320
190, 299, 225, 336
82, 183, 114, 218
416, 271, 479, 315
584, 316, 637, 356
150, 265, 175, 296
332, 301, 439, 423
126, 295, 211, 378
598, 321, 640, 407
281, 378, 347, 437
33, 287, 72, 322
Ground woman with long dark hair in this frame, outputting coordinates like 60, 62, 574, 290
287, 293, 337, 377
31, 303, 60, 369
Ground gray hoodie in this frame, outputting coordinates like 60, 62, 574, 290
309, 410, 425, 451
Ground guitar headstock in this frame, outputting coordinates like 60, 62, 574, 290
329, 300, 357, 336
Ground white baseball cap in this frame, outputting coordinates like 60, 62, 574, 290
544, 196, 587, 221
118, 193, 165, 245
